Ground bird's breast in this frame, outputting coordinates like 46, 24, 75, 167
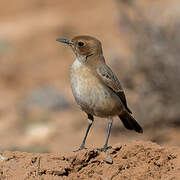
70, 59, 99, 102
70, 59, 123, 117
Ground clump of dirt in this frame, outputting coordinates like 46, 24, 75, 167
0, 141, 179, 180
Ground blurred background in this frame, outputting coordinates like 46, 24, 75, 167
0, 0, 180, 153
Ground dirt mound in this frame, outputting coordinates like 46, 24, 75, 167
0, 141, 179, 180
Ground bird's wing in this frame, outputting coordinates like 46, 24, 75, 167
96, 65, 132, 114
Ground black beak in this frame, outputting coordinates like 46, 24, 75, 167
56, 38, 72, 46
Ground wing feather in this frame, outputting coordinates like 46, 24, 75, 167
97, 65, 132, 114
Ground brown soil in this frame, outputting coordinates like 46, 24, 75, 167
0, 141, 180, 180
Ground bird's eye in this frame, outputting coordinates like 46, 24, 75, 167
78, 41, 85, 46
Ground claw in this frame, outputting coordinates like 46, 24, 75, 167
73, 145, 87, 152
97, 145, 112, 152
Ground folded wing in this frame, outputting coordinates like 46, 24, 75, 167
97, 65, 132, 114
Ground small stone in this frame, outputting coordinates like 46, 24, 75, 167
0, 155, 9, 161
104, 153, 113, 164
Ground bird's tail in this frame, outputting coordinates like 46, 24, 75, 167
118, 112, 143, 133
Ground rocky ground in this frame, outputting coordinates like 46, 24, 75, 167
0, 141, 180, 180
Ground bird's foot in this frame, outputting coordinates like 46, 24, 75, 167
97, 145, 112, 152
73, 145, 87, 152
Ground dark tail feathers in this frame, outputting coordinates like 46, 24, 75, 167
119, 112, 143, 133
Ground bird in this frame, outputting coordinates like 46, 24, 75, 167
56, 35, 143, 152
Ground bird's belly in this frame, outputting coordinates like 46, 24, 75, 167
70, 66, 122, 117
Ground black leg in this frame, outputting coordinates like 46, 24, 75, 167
73, 114, 94, 152
99, 117, 113, 152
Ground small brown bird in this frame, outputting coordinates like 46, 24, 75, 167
56, 35, 143, 152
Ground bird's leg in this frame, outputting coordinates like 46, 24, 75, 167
73, 114, 94, 152
99, 117, 113, 152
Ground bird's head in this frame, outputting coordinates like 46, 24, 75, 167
56, 35, 103, 62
